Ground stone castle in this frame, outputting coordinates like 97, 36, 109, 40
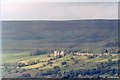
54, 50, 65, 57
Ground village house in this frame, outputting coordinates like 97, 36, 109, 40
74, 52, 94, 56
54, 50, 65, 57
111, 54, 118, 56
103, 53, 111, 56
97, 54, 102, 56
74, 52, 117, 56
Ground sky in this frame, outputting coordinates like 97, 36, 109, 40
1, 0, 119, 20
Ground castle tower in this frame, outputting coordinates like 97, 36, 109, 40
54, 51, 58, 56
60, 51, 64, 56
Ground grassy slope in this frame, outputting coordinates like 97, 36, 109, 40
2, 52, 30, 63
21, 54, 118, 71
2, 52, 118, 72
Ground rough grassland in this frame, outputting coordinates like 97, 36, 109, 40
2, 52, 30, 63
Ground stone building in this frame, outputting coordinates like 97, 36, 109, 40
54, 50, 65, 57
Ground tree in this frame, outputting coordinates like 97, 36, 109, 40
87, 55, 94, 59
18, 63, 25, 67
70, 57, 75, 60
21, 73, 31, 78
61, 62, 67, 65
102, 49, 108, 54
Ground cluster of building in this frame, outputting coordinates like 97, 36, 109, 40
53, 50, 118, 57
74, 52, 118, 56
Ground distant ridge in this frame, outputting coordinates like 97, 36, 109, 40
2, 20, 118, 50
